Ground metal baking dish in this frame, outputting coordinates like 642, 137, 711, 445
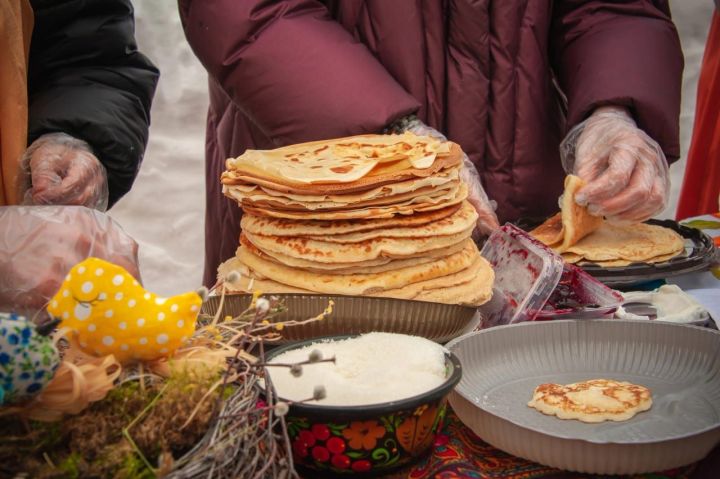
202, 293, 478, 344
446, 319, 720, 474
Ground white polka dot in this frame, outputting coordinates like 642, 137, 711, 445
114, 292, 123, 301
119, 322, 127, 330
190, 305, 199, 312
51, 300, 58, 308
155, 297, 167, 305
104, 310, 114, 318
170, 304, 179, 313
112, 275, 124, 286
102, 336, 114, 346
62, 290, 70, 298
78, 266, 86, 274
176, 320, 184, 328
65, 274, 72, 281
139, 337, 148, 345
81, 281, 94, 294
120, 344, 129, 351
158, 312, 165, 321
88, 324, 96, 332
133, 280, 139, 286
99, 292, 107, 301
137, 318, 145, 327
156, 334, 169, 345
95, 268, 104, 276
159, 348, 169, 354
128, 299, 136, 308
144, 293, 151, 300
62, 312, 69, 319
74, 303, 91, 321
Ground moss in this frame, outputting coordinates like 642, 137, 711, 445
0, 365, 233, 478
56, 452, 83, 478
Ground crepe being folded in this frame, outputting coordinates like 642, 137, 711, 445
532, 175, 684, 266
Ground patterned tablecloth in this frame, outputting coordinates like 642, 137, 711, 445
384, 410, 693, 479
386, 214, 720, 479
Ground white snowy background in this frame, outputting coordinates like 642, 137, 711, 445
109, 1, 716, 296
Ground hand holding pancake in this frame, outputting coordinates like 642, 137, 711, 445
560, 106, 669, 223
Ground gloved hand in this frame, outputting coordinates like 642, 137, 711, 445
386, 115, 500, 236
21, 133, 109, 211
0, 206, 140, 317
560, 106, 670, 223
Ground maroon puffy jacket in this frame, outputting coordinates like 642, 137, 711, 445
179, 0, 683, 286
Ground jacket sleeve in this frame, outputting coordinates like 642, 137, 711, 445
27, 0, 159, 207
550, 0, 683, 161
178, 0, 420, 146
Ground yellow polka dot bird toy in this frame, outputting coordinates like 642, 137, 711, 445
47, 258, 202, 365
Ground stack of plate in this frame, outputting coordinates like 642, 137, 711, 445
216, 133, 493, 307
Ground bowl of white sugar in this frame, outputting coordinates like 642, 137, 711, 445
263, 332, 462, 476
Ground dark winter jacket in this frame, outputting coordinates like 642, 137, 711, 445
179, 0, 683, 286
28, 0, 159, 207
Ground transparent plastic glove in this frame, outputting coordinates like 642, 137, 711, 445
21, 133, 109, 211
386, 115, 500, 236
560, 106, 669, 223
0, 206, 140, 317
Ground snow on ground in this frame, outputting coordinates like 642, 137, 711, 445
109, 1, 715, 295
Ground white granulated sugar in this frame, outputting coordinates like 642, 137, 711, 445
267, 332, 448, 406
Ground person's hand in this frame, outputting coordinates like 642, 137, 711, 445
21, 133, 109, 211
0, 206, 139, 316
386, 115, 500, 235
560, 106, 669, 223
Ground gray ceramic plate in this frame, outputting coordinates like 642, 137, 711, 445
446, 320, 720, 474
202, 293, 477, 344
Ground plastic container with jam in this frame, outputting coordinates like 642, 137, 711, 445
479, 224, 622, 327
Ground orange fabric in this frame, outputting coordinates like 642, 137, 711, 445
677, 12, 720, 220
0, 0, 33, 206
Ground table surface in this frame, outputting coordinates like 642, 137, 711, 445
383, 410, 695, 479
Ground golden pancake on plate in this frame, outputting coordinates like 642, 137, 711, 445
531, 175, 684, 265
528, 379, 652, 423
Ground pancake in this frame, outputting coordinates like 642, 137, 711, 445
564, 222, 684, 263
531, 175, 601, 251
232, 182, 461, 212
225, 167, 460, 206
217, 249, 494, 306
243, 223, 473, 264
237, 240, 478, 296
528, 379, 652, 423
240, 236, 471, 272
558, 175, 603, 251
222, 135, 463, 192
241, 203, 461, 238
242, 182, 468, 220
532, 175, 684, 265
300, 201, 477, 243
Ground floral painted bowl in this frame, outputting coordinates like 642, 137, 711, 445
263, 336, 462, 477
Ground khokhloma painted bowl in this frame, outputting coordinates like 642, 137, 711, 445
263, 336, 462, 477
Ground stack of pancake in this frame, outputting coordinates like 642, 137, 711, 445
532, 176, 685, 267
216, 133, 494, 306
